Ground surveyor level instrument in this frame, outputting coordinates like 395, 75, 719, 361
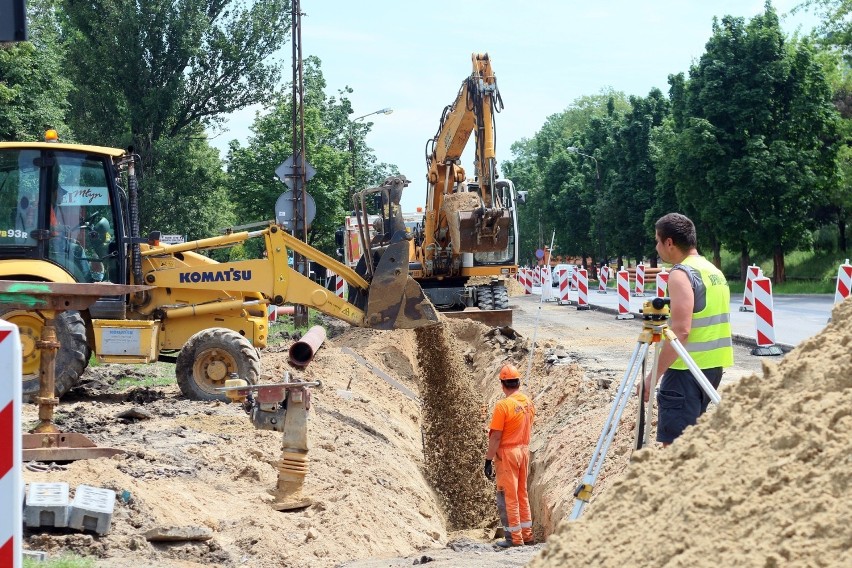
568, 297, 722, 520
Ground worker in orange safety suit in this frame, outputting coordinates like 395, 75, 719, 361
484, 363, 535, 548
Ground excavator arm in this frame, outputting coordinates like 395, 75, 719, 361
138, 223, 437, 330
424, 53, 510, 259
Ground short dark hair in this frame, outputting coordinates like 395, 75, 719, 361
655, 213, 697, 252
501, 378, 520, 389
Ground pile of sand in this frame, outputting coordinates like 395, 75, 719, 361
531, 299, 852, 567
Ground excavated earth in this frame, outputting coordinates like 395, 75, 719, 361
20, 289, 770, 567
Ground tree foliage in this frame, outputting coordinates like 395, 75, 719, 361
0, 0, 72, 141
227, 56, 372, 258
655, 5, 840, 281
56, 0, 291, 234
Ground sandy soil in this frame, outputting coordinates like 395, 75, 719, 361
530, 298, 852, 568
20, 293, 767, 567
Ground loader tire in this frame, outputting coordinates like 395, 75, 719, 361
492, 284, 509, 310
176, 328, 260, 402
476, 286, 495, 310
0, 309, 90, 402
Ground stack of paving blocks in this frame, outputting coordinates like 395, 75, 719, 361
24, 482, 116, 535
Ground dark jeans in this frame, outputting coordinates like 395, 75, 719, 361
656, 367, 723, 444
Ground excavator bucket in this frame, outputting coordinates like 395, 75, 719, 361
365, 240, 439, 330
454, 208, 511, 253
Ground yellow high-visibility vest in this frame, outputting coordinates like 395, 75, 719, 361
670, 255, 733, 370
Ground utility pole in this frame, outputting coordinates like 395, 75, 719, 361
291, 0, 309, 327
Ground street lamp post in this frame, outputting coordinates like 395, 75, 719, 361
349, 107, 393, 210
567, 146, 603, 276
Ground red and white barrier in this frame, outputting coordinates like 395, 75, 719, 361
335, 275, 345, 299
634, 264, 646, 297
576, 268, 590, 310
740, 265, 761, 312
570, 268, 578, 291
0, 321, 22, 568
656, 269, 669, 298
558, 267, 571, 305
597, 265, 608, 294
752, 276, 782, 355
834, 259, 851, 305
616, 267, 634, 319
523, 269, 532, 295
533, 267, 541, 288
325, 270, 346, 300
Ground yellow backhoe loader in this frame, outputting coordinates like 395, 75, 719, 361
0, 134, 438, 402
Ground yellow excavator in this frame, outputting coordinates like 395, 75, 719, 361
350, 53, 520, 327
0, 133, 438, 402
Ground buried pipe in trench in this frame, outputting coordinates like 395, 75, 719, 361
288, 325, 327, 367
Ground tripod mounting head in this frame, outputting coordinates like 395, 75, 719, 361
641, 297, 671, 321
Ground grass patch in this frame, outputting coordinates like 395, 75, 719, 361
113, 374, 175, 390
23, 553, 95, 568
270, 308, 326, 339
717, 248, 846, 294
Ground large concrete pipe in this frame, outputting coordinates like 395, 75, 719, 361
288, 325, 327, 367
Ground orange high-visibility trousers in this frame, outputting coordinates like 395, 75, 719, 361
495, 444, 532, 544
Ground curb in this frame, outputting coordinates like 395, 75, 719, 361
586, 303, 795, 354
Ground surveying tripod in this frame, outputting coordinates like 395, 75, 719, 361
568, 297, 722, 520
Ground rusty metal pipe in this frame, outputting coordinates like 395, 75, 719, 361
288, 325, 326, 367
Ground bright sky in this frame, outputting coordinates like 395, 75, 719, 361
209, 0, 819, 213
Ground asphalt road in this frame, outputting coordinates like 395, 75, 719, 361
532, 284, 836, 350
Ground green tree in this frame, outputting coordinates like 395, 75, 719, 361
0, 0, 72, 141
657, 4, 840, 282
227, 57, 368, 258
60, 0, 291, 232
142, 131, 236, 244
592, 91, 669, 268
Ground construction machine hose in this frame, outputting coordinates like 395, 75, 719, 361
128, 157, 143, 287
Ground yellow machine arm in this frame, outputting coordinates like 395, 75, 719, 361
422, 52, 509, 261
137, 224, 437, 330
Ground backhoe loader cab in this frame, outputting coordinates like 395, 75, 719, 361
1, 138, 438, 402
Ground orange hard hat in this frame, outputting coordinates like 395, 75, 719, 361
499, 363, 521, 380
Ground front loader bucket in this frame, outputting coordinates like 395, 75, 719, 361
454, 208, 511, 253
366, 240, 439, 330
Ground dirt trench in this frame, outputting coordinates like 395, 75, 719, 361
20, 302, 707, 567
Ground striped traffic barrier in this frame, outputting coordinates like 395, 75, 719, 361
523, 269, 532, 295
570, 268, 578, 291
558, 267, 571, 305
616, 267, 634, 319
577, 268, 590, 310
533, 266, 541, 288
0, 321, 22, 568
597, 265, 608, 294
834, 259, 851, 305
740, 265, 761, 312
335, 274, 345, 299
656, 269, 669, 298
633, 264, 646, 297
751, 276, 782, 356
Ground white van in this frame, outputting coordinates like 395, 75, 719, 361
552, 264, 576, 287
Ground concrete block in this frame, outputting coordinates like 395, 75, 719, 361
68, 485, 116, 535
25, 482, 70, 528
22, 550, 48, 561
